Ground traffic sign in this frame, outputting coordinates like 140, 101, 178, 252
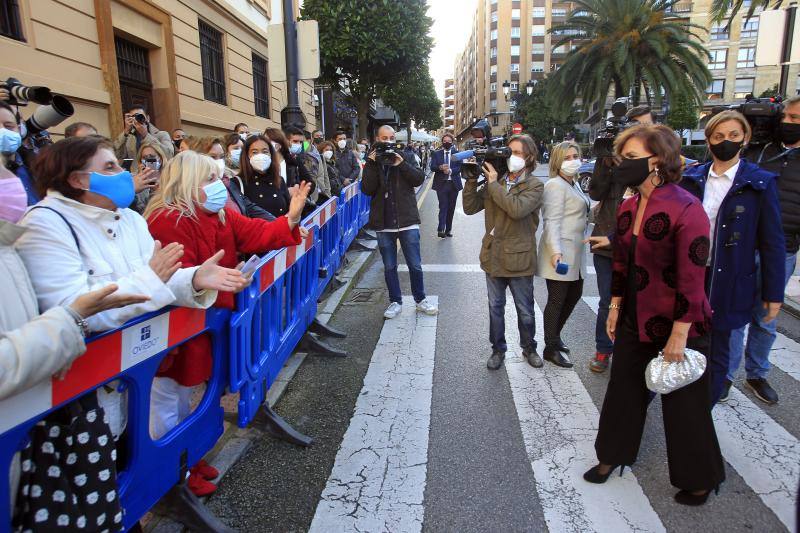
512, 123, 523, 134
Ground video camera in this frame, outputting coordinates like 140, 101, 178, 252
461, 136, 511, 180
373, 141, 405, 164
593, 98, 631, 158
1, 78, 74, 142
711, 95, 783, 146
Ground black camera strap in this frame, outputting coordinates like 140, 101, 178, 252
758, 143, 800, 165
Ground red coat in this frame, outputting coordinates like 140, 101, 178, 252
147, 208, 301, 386
611, 183, 711, 343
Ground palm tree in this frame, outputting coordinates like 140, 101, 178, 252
546, 0, 711, 116
710, 0, 783, 24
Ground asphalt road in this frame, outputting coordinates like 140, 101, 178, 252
208, 166, 800, 533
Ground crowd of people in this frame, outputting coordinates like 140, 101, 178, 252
0, 98, 377, 529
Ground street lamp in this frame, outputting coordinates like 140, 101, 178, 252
502, 80, 511, 100
526, 79, 536, 95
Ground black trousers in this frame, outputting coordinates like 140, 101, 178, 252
595, 322, 726, 490
435, 180, 459, 232
543, 278, 583, 348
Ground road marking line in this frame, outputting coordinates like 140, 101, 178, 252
399, 264, 483, 272
581, 295, 800, 529
504, 299, 666, 532
309, 296, 438, 533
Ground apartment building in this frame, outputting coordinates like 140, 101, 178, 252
440, 78, 455, 135
0, 0, 316, 140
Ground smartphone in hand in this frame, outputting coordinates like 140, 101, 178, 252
122, 159, 134, 172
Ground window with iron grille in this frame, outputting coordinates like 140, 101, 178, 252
1, 0, 25, 41
252, 52, 270, 118
199, 20, 226, 105
115, 37, 151, 86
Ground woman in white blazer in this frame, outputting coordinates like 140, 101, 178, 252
537, 141, 590, 368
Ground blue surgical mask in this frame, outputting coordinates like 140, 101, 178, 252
0, 128, 22, 154
85, 170, 135, 209
229, 148, 242, 166
202, 179, 228, 213
290, 143, 303, 154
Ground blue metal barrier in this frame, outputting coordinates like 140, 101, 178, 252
339, 182, 362, 255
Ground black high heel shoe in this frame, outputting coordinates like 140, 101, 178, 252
674, 486, 719, 506
583, 464, 625, 484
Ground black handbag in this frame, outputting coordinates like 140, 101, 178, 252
14, 394, 123, 532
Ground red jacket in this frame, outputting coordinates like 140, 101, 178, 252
611, 183, 711, 343
147, 208, 301, 386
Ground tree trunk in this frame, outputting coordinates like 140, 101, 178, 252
406, 121, 412, 146
613, 76, 625, 99
356, 94, 372, 140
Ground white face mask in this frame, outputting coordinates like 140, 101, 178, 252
214, 158, 226, 174
337, 139, 347, 150
560, 159, 582, 176
323, 150, 334, 161
250, 153, 271, 172
507, 154, 526, 173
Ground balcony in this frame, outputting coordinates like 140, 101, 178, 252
668, 1, 692, 13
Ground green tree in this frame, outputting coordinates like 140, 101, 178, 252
300, 0, 434, 139
760, 84, 780, 98
546, 0, 712, 117
382, 67, 442, 142
514, 78, 580, 143
710, 0, 783, 24
665, 91, 699, 144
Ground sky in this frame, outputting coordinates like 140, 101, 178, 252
426, 0, 480, 98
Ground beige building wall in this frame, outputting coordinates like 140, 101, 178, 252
0, 0, 316, 140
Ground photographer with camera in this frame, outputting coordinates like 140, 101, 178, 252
462, 134, 544, 370
113, 105, 174, 171
362, 125, 438, 319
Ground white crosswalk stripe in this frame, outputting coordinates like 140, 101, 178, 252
309, 297, 437, 533
580, 295, 800, 530
504, 299, 666, 532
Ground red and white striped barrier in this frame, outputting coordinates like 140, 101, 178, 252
259, 227, 316, 292
304, 199, 337, 229
344, 183, 359, 201
0, 307, 206, 433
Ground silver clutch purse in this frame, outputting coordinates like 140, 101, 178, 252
645, 348, 706, 394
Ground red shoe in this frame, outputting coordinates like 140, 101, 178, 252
191, 459, 219, 481
589, 352, 611, 373
187, 470, 217, 496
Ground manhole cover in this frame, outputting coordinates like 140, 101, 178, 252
348, 289, 377, 303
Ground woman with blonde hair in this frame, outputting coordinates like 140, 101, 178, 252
144, 150, 311, 495
537, 141, 590, 367
131, 140, 170, 213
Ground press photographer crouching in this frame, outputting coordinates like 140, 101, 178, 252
462, 134, 544, 370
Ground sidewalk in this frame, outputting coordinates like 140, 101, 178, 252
784, 275, 800, 317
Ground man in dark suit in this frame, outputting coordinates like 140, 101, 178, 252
429, 133, 463, 238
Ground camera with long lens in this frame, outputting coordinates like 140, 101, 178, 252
374, 141, 405, 164
593, 98, 631, 158
712, 95, 783, 146
1, 78, 74, 143
1, 78, 53, 106
461, 136, 511, 180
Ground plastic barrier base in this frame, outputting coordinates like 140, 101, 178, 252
358, 228, 377, 241
298, 332, 347, 357
309, 318, 347, 339
156, 481, 235, 533
259, 404, 313, 447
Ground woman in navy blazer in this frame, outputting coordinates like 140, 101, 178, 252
681, 110, 785, 405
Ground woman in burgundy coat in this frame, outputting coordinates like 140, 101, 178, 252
583, 125, 725, 506
144, 151, 310, 495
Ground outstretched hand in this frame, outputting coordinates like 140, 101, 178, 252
192, 250, 251, 293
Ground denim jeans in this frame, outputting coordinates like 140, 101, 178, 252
728, 252, 796, 380
486, 274, 537, 354
377, 229, 426, 304
593, 254, 614, 354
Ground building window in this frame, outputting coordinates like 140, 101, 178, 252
532, 24, 545, 36
512, 8, 521, 19
734, 77, 755, 98
199, 20, 226, 105
553, 45, 567, 54
510, 81, 519, 91
1, 0, 24, 41
708, 49, 727, 70
490, 47, 497, 58
490, 65, 497, 75
737, 47, 755, 68
252, 53, 270, 118
706, 79, 725, 99
532, 6, 545, 17
490, 99, 497, 110
491, 29, 498, 40
511, 27, 521, 38
710, 23, 729, 40
741, 19, 759, 38
490, 82, 497, 92
510, 45, 520, 56
492, 115, 499, 126
511, 63, 520, 72
552, 7, 567, 17
532, 43, 545, 54
531, 61, 545, 72
491, 12, 498, 22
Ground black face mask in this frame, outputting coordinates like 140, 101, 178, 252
612, 156, 653, 188
709, 139, 743, 162
173, 140, 182, 151
779, 122, 800, 145
442, 142, 453, 150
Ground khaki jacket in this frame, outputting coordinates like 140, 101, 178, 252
113, 124, 175, 173
463, 170, 544, 277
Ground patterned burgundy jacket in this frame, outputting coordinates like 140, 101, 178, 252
611, 183, 712, 343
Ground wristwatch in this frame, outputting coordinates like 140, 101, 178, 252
609, 303, 622, 310
65, 306, 90, 337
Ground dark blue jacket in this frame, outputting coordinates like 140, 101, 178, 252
429, 148, 463, 192
681, 159, 785, 330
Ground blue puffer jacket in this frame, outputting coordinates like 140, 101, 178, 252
681, 159, 785, 330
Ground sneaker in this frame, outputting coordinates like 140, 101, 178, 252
745, 378, 779, 404
192, 459, 219, 481
187, 470, 217, 497
487, 351, 505, 370
718, 379, 733, 403
589, 352, 611, 373
416, 298, 439, 315
384, 302, 402, 319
